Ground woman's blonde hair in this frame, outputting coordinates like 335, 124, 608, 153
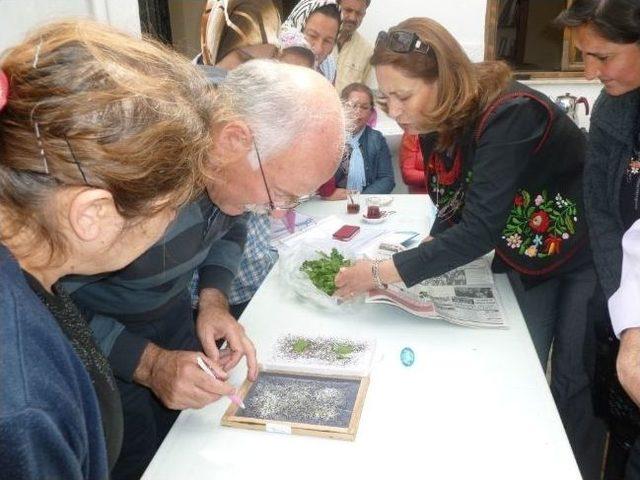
371, 17, 512, 149
0, 20, 214, 259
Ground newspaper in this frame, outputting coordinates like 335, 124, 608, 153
366, 255, 507, 328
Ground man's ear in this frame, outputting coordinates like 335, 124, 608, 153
67, 189, 117, 242
216, 120, 254, 157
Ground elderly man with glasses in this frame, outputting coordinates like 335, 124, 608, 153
63, 60, 346, 479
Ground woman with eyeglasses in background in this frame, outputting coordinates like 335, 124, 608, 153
335, 17, 606, 480
0, 20, 213, 479
319, 82, 394, 200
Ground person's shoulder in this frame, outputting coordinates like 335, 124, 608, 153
367, 126, 386, 141
353, 31, 372, 48
592, 88, 640, 131
0, 251, 92, 419
479, 90, 549, 135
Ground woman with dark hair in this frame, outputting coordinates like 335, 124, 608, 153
557, 1, 640, 477
283, 0, 341, 82
335, 17, 605, 479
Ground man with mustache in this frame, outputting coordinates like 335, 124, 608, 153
335, 0, 373, 93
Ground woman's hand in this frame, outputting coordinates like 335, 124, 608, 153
334, 258, 402, 298
334, 260, 376, 298
617, 327, 640, 407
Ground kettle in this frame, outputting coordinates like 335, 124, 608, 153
555, 92, 590, 124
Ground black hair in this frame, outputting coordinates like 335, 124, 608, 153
556, 0, 640, 44
308, 4, 342, 28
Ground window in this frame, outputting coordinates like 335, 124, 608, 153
484, 0, 584, 78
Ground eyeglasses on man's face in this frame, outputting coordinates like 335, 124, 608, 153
247, 139, 305, 215
375, 30, 431, 56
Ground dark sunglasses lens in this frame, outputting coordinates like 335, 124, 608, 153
375, 31, 388, 48
388, 31, 414, 53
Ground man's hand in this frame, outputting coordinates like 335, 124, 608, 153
617, 327, 640, 407
197, 288, 258, 381
133, 343, 234, 410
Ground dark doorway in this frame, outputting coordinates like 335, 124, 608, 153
138, 0, 173, 44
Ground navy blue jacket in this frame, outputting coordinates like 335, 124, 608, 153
0, 245, 108, 480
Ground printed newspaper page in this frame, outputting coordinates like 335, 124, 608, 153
366, 257, 506, 328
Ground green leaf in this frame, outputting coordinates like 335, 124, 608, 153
300, 249, 351, 296
565, 216, 575, 234
292, 339, 310, 353
332, 343, 355, 359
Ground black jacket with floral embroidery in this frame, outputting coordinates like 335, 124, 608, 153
393, 81, 590, 287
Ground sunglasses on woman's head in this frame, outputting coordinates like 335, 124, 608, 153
376, 30, 431, 56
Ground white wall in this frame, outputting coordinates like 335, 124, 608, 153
359, 0, 488, 61
0, 0, 141, 52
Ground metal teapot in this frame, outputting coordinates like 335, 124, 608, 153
555, 92, 590, 124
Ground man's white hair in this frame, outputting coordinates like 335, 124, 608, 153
217, 59, 346, 168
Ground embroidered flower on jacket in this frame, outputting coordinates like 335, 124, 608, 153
533, 234, 543, 247
506, 234, 523, 249
502, 190, 579, 259
529, 211, 550, 233
514, 194, 524, 207
544, 236, 562, 255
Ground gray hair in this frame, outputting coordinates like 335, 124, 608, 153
216, 59, 347, 168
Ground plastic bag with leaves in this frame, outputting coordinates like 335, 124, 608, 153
278, 240, 362, 312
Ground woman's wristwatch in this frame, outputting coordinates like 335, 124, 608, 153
371, 260, 388, 290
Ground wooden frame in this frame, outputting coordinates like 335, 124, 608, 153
221, 370, 370, 441
484, 0, 584, 77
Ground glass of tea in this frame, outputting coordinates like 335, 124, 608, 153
366, 205, 381, 219
346, 189, 360, 214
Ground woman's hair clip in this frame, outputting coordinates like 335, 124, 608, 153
0, 69, 9, 112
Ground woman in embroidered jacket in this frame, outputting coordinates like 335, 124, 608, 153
334, 17, 605, 480
558, 1, 640, 477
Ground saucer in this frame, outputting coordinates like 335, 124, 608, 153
362, 214, 386, 224
366, 195, 393, 207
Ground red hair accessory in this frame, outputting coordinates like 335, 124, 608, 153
0, 70, 8, 112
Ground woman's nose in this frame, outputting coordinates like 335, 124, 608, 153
583, 57, 600, 81
387, 99, 402, 121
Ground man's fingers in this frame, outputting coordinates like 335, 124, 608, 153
200, 327, 221, 363
195, 369, 235, 397
243, 336, 258, 381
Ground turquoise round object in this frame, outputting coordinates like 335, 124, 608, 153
400, 347, 415, 366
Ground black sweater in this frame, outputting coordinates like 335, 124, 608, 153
585, 88, 640, 298
393, 81, 589, 286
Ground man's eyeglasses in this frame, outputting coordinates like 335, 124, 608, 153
376, 30, 431, 56
252, 139, 302, 214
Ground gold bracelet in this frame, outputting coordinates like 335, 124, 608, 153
371, 260, 388, 290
